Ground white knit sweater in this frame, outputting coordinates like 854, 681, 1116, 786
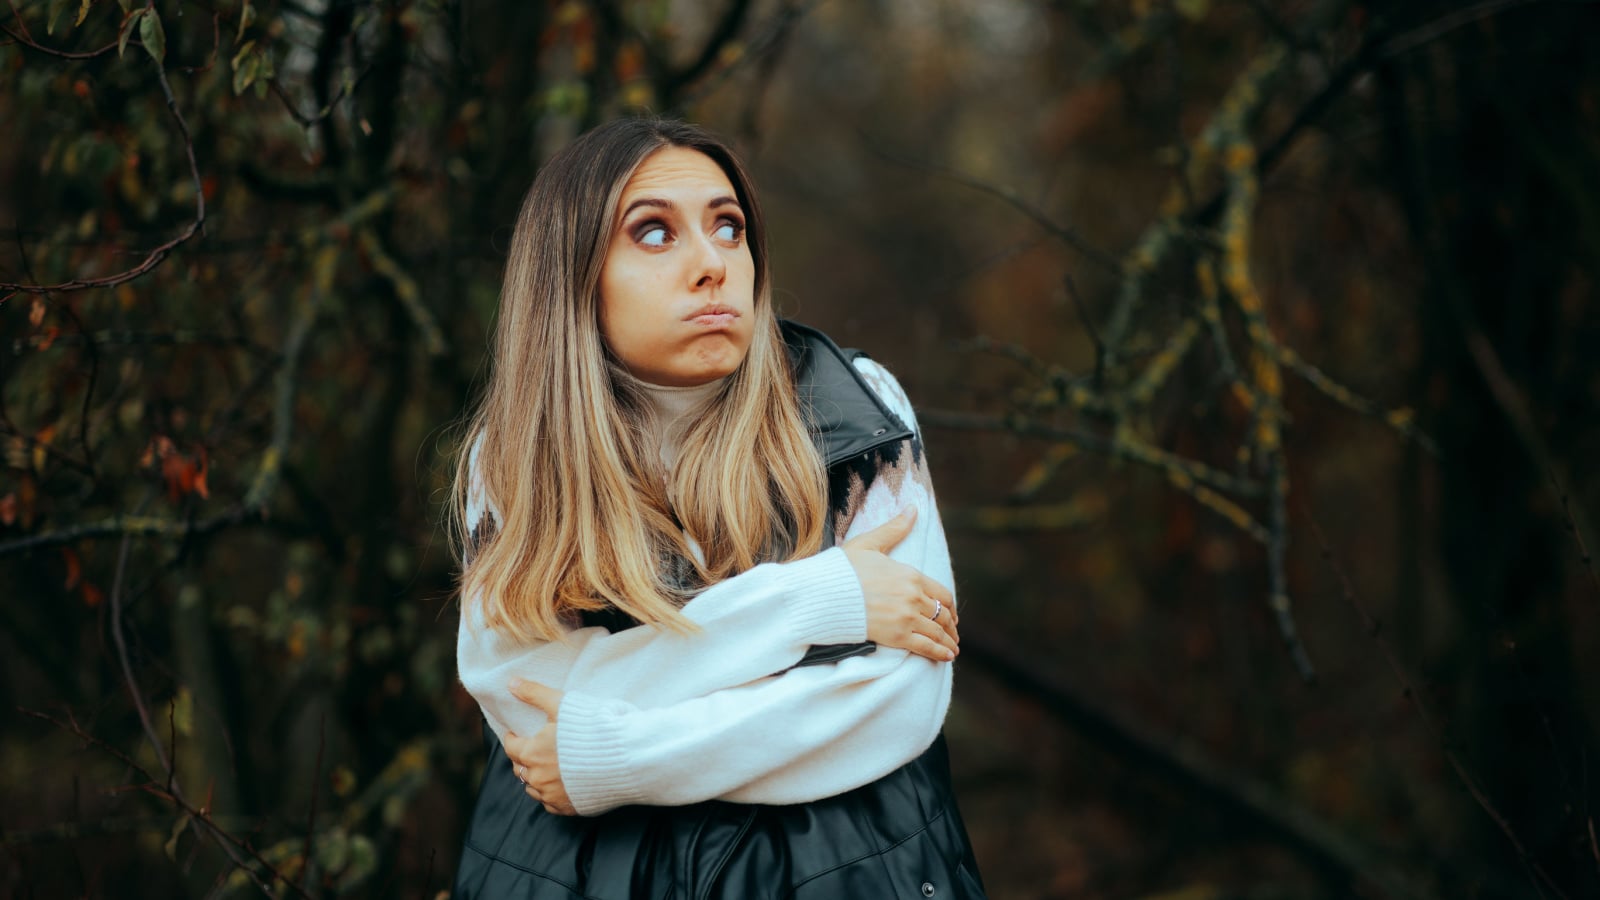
456, 358, 956, 816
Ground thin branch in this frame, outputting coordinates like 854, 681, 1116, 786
110, 534, 169, 777
10, 329, 274, 356
959, 623, 1430, 900
0, 506, 268, 558
299, 712, 325, 891
1550, 470, 1600, 602
18, 708, 309, 898
1304, 512, 1571, 900
0, 16, 120, 59
676, 0, 825, 108
920, 408, 1264, 496
662, 0, 754, 97
0, 49, 205, 294
267, 61, 374, 130
863, 138, 1124, 276
355, 227, 446, 358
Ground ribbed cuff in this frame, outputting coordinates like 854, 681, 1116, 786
556, 691, 641, 816
780, 547, 867, 646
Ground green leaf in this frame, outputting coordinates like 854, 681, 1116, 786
230, 38, 254, 70
118, 7, 144, 57
47, 0, 72, 35
1174, 0, 1210, 20
139, 6, 165, 64
75, 0, 93, 28
232, 50, 258, 95
235, 0, 254, 45
254, 73, 269, 99
163, 815, 190, 862
170, 686, 194, 736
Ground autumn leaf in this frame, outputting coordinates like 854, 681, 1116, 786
47, 0, 72, 36
81, 582, 104, 608
0, 493, 15, 527
62, 547, 82, 590
235, 0, 254, 44
29, 297, 45, 326
139, 7, 166, 65
118, 7, 144, 58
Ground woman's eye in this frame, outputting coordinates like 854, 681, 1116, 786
713, 220, 742, 242
638, 225, 670, 247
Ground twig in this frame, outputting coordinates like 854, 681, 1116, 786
959, 623, 1430, 899
1549, 471, 1600, 602
300, 712, 325, 891
661, 0, 754, 98
0, 48, 205, 294
674, 0, 824, 108
109, 534, 169, 776
0, 20, 120, 59
355, 227, 446, 358
0, 506, 268, 558
921, 408, 1264, 496
19, 708, 309, 898
1064, 273, 1109, 391
863, 139, 1124, 276
1304, 511, 1570, 900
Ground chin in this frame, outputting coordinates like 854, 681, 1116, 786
682, 342, 748, 384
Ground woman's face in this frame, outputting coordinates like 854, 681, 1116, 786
598, 146, 757, 387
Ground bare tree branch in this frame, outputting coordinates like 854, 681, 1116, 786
0, 47, 205, 295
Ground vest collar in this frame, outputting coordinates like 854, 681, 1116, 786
781, 319, 913, 468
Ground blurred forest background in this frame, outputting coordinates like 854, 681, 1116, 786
4, 0, 1600, 897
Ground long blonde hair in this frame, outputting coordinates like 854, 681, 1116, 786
450, 118, 827, 643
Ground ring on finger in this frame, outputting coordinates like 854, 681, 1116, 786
514, 764, 527, 786
929, 598, 943, 621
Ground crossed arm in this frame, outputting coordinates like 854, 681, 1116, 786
459, 360, 958, 816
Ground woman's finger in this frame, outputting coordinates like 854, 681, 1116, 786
913, 610, 959, 657
919, 577, 959, 642
907, 633, 956, 663
843, 507, 917, 554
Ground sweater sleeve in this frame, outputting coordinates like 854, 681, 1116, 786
553, 358, 959, 815
456, 442, 868, 748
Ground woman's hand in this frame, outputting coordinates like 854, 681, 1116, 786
841, 507, 959, 662
503, 678, 578, 816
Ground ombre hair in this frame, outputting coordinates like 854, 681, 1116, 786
450, 118, 828, 643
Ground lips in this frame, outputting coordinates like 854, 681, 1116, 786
683, 304, 739, 322
684, 304, 740, 328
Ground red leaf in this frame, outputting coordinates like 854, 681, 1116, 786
81, 582, 104, 608
0, 493, 15, 527
62, 547, 82, 590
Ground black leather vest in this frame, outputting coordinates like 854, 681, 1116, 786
452, 322, 987, 899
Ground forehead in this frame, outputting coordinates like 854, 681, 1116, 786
620, 146, 737, 203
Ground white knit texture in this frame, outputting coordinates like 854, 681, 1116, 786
456, 358, 956, 815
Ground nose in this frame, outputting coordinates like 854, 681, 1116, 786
689, 232, 726, 290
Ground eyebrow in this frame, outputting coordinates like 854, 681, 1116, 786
620, 195, 742, 218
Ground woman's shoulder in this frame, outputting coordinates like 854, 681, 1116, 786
848, 355, 916, 426
779, 318, 920, 431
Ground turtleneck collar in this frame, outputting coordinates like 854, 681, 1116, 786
613, 367, 728, 472
614, 367, 726, 426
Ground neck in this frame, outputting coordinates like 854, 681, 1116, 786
615, 368, 728, 471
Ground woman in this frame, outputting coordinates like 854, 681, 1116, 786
451, 117, 986, 899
